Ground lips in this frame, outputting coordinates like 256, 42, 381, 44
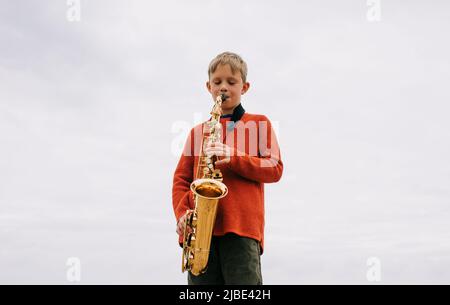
219, 94, 229, 102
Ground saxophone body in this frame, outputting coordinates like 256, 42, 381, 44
181, 94, 229, 276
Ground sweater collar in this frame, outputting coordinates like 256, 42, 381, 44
220, 103, 245, 131
220, 103, 245, 123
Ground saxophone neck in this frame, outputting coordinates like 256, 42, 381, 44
210, 94, 229, 118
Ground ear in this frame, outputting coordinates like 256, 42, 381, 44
206, 81, 212, 93
241, 82, 250, 95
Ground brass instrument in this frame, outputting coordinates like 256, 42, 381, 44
181, 94, 229, 275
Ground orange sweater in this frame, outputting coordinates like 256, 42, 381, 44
172, 112, 283, 253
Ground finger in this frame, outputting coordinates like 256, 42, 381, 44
178, 222, 191, 234
206, 143, 218, 149
215, 159, 229, 166
209, 143, 226, 149
206, 148, 225, 154
205, 151, 224, 157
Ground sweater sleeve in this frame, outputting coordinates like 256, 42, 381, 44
218, 116, 283, 183
172, 129, 195, 222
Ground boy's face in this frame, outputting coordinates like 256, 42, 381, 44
206, 64, 250, 115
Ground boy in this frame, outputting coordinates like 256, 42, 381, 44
172, 52, 283, 285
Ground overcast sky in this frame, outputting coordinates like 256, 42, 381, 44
1, 0, 450, 284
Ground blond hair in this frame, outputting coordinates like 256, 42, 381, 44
208, 52, 248, 83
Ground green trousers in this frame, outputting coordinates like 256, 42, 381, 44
188, 233, 263, 285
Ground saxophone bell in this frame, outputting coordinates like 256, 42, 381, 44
182, 179, 228, 275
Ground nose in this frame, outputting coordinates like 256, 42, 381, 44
220, 84, 228, 93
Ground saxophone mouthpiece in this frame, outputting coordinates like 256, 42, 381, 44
220, 94, 229, 102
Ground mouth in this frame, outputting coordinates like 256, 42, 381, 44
219, 94, 229, 102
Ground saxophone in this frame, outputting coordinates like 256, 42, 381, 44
181, 93, 229, 276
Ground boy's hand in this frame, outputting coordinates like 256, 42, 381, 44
176, 213, 192, 236
205, 142, 233, 165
